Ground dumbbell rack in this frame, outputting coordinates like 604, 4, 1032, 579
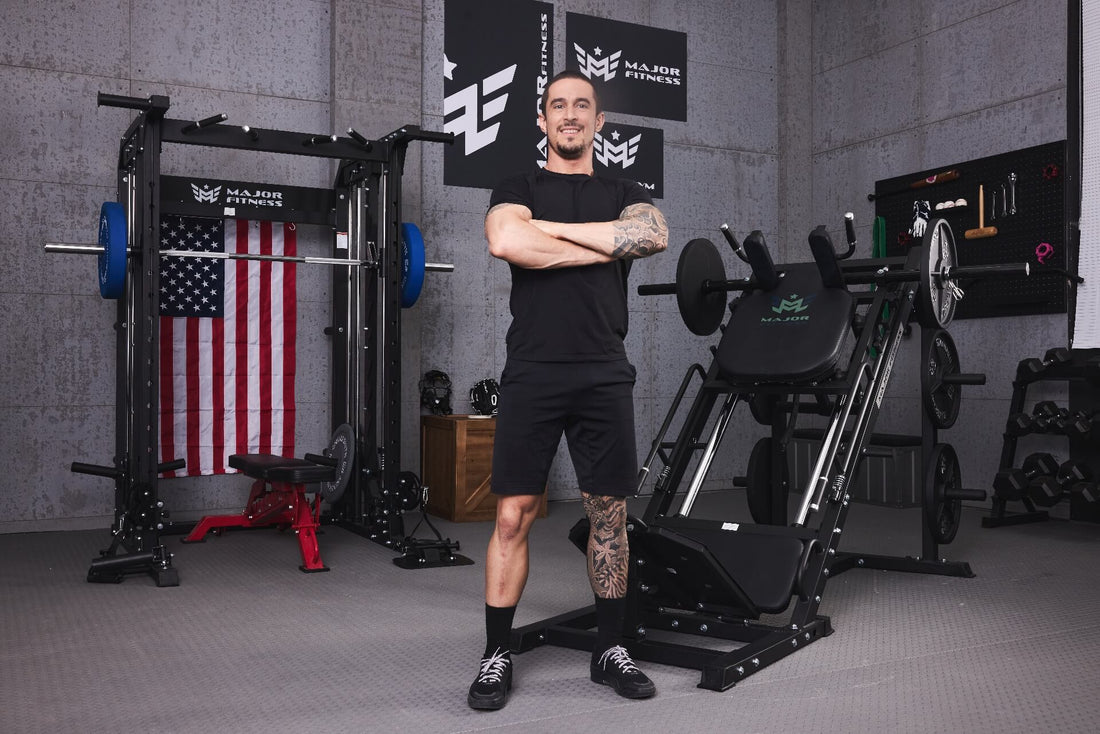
984, 348, 1100, 527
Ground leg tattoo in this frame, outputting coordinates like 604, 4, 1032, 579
582, 493, 629, 598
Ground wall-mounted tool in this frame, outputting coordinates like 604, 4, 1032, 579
964, 185, 998, 239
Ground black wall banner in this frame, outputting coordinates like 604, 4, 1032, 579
566, 13, 688, 122
594, 123, 664, 199
444, 0, 552, 190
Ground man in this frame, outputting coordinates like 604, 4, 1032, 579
467, 70, 668, 711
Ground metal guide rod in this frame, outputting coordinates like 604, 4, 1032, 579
793, 369, 866, 526
43, 243, 454, 271
831, 318, 909, 499
677, 392, 740, 517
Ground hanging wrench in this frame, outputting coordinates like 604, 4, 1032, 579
1001, 183, 1007, 217
1008, 172, 1017, 215
990, 188, 997, 221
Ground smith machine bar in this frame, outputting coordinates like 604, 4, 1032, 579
59, 93, 458, 585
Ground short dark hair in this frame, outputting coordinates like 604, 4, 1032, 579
540, 70, 600, 115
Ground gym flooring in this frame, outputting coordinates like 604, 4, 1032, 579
2, 493, 1097, 733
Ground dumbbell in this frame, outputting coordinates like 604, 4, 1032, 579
1069, 481, 1100, 505
1005, 412, 1034, 436
993, 452, 1058, 501
1032, 401, 1072, 433
1016, 348, 1071, 381
1057, 410, 1098, 438
1027, 459, 1091, 507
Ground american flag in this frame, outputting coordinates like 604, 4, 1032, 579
158, 215, 297, 476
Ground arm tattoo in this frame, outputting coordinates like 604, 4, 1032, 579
612, 203, 668, 260
581, 493, 629, 599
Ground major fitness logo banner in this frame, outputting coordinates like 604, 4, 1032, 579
444, 0, 552, 190
567, 13, 687, 122
594, 122, 664, 199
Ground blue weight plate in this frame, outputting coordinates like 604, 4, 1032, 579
400, 222, 426, 308
97, 202, 127, 298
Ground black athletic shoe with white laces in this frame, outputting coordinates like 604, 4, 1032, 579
467, 648, 513, 710
590, 645, 656, 699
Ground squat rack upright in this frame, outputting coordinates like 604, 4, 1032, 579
72, 93, 454, 585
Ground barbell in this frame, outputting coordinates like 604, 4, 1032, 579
45, 202, 453, 307
639, 218, 1029, 335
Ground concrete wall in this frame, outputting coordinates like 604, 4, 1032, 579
0, 0, 1072, 531
799, 0, 1071, 513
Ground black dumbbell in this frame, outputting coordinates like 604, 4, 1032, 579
1017, 348, 1072, 381
994, 452, 1058, 501
1028, 460, 1092, 507
1070, 481, 1100, 505
1005, 412, 1033, 436
1057, 411, 1098, 438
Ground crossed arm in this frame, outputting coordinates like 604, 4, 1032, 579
486, 201, 668, 270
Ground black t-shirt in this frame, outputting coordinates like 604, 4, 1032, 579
489, 168, 653, 362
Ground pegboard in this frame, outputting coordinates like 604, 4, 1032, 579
873, 140, 1069, 320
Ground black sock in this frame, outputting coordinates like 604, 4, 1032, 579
594, 596, 626, 654
484, 603, 517, 658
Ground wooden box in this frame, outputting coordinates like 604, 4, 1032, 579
420, 414, 548, 522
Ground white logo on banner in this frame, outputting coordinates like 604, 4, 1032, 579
595, 130, 642, 169
444, 61, 518, 156
573, 44, 621, 82
191, 184, 221, 204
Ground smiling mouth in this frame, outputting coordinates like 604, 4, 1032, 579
560, 126, 581, 135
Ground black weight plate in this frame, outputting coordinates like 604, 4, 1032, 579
917, 219, 958, 328
676, 238, 727, 336
921, 329, 961, 429
924, 443, 962, 545
396, 470, 424, 512
746, 437, 788, 525
748, 392, 780, 426
319, 424, 355, 503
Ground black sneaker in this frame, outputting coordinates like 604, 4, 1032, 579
590, 645, 656, 699
467, 648, 513, 710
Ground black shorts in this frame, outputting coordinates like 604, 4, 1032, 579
492, 358, 638, 497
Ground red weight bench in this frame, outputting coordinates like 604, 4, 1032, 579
182, 454, 335, 573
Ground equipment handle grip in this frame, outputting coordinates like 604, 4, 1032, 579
158, 459, 186, 473
415, 130, 455, 144
844, 213, 857, 248
638, 283, 677, 296
97, 93, 155, 110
